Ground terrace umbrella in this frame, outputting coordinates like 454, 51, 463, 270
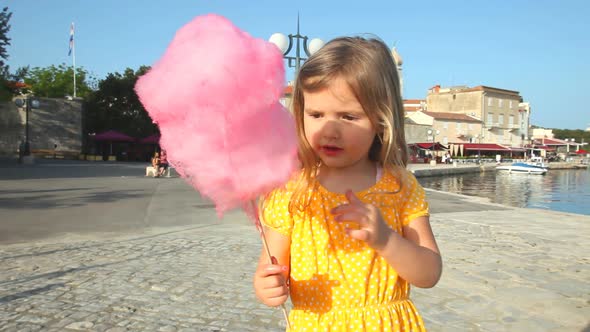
459, 144, 464, 157
138, 134, 162, 160
93, 130, 135, 155
139, 134, 161, 144
576, 149, 588, 155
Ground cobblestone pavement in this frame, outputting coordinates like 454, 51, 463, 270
1, 160, 589, 331
0, 219, 290, 332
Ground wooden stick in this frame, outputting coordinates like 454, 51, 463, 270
251, 200, 291, 331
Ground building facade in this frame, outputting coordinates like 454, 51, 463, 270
406, 111, 482, 145
426, 85, 531, 147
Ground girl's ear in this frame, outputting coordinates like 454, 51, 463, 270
368, 136, 381, 161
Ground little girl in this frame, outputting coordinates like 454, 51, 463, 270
254, 36, 442, 331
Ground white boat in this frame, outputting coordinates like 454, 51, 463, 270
496, 162, 548, 175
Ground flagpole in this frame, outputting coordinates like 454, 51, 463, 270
72, 22, 77, 98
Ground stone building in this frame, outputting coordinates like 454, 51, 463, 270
426, 85, 531, 147
406, 111, 482, 145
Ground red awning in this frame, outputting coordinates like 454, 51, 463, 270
462, 143, 510, 151
534, 138, 568, 146
576, 149, 588, 155
524, 144, 555, 151
509, 147, 526, 152
409, 143, 448, 151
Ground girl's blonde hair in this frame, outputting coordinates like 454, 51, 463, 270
284, 36, 409, 213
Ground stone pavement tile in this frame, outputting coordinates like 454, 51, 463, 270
0, 223, 286, 331
413, 208, 590, 332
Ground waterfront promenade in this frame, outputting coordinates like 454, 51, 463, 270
0, 160, 588, 331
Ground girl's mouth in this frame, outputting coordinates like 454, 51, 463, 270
321, 145, 343, 156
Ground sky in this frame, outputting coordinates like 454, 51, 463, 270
4, 0, 590, 130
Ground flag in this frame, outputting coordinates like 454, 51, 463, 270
68, 23, 74, 56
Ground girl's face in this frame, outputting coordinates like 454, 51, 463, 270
303, 76, 377, 171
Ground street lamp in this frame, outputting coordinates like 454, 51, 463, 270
14, 96, 40, 157
427, 129, 440, 162
269, 14, 324, 72
475, 134, 484, 164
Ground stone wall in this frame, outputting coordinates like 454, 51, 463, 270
0, 101, 22, 155
405, 122, 430, 143
0, 97, 83, 156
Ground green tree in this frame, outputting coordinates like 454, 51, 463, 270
0, 7, 11, 71
24, 63, 95, 98
552, 129, 590, 146
0, 7, 12, 100
84, 66, 157, 138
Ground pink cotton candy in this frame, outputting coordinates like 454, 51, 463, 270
135, 14, 298, 216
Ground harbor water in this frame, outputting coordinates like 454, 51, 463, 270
418, 168, 590, 216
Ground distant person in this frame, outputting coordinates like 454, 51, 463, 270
18, 140, 25, 163
150, 152, 160, 177
158, 150, 169, 177
253, 37, 441, 331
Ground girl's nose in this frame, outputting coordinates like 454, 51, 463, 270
321, 120, 341, 139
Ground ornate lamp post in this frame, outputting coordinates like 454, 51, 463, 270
391, 47, 403, 96
14, 96, 40, 157
475, 134, 485, 164
269, 15, 324, 72
427, 129, 440, 163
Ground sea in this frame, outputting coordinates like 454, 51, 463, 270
417, 168, 590, 216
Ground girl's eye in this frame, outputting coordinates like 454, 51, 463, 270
308, 113, 322, 119
343, 114, 357, 121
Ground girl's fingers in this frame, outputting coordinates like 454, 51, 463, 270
331, 203, 368, 216
334, 211, 369, 225
347, 228, 370, 242
264, 276, 286, 288
257, 264, 287, 278
264, 285, 289, 298
345, 190, 363, 205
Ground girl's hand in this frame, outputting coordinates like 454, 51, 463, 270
331, 190, 393, 251
253, 257, 289, 307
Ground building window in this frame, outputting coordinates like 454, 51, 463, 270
509, 115, 514, 127
487, 113, 494, 126
456, 122, 462, 131
509, 100, 513, 109
499, 114, 504, 125
443, 122, 448, 129
498, 99, 503, 108
488, 97, 493, 106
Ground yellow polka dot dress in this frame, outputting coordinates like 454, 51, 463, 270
262, 168, 430, 331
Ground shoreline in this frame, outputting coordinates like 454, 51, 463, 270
409, 162, 589, 217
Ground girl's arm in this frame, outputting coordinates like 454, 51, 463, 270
332, 191, 442, 288
253, 227, 291, 307
379, 216, 442, 288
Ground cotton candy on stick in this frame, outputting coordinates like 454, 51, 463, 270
135, 14, 297, 327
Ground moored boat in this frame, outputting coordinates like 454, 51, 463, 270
496, 162, 548, 175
